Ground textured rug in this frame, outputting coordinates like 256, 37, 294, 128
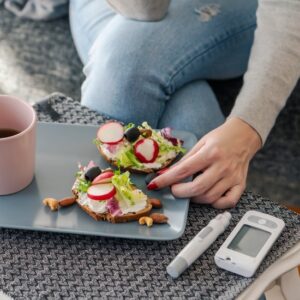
0, 94, 298, 299
0, 4, 299, 205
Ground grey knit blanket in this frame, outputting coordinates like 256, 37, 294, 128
0, 93, 299, 300
2, 0, 68, 20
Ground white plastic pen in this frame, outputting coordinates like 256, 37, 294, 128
167, 211, 232, 278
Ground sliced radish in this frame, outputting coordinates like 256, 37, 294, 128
134, 138, 159, 163
97, 122, 124, 144
92, 170, 114, 185
106, 143, 121, 154
87, 183, 116, 201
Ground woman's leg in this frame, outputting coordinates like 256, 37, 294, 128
74, 0, 257, 136
158, 80, 224, 138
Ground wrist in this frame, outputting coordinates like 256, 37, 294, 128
225, 117, 262, 156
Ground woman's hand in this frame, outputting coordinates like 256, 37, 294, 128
147, 117, 262, 208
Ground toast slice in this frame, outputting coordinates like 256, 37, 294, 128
76, 197, 152, 223
95, 121, 185, 174
72, 164, 153, 223
97, 144, 175, 174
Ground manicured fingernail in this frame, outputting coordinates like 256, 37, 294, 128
157, 167, 169, 175
147, 182, 158, 190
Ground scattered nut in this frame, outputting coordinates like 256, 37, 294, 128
59, 196, 76, 207
139, 216, 153, 227
43, 198, 59, 211
150, 198, 163, 209
140, 129, 152, 138
150, 213, 168, 224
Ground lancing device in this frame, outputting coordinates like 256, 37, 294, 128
167, 211, 232, 278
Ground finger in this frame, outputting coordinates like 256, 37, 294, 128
179, 140, 206, 163
157, 141, 205, 175
190, 177, 234, 204
171, 165, 223, 198
165, 140, 206, 172
211, 185, 244, 209
148, 150, 209, 190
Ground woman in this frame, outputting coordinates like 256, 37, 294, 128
69, 0, 300, 208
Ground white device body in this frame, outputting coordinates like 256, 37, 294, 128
180, 212, 231, 265
167, 212, 231, 278
214, 210, 285, 277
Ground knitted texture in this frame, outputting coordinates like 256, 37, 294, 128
0, 93, 298, 299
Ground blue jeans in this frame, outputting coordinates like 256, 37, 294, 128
69, 0, 257, 138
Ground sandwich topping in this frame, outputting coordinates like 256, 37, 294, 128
74, 161, 148, 215
95, 121, 185, 170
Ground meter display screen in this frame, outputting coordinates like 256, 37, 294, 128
228, 225, 271, 257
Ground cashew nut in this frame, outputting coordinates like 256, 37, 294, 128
43, 197, 59, 211
139, 216, 153, 227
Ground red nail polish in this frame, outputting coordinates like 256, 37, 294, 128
157, 167, 169, 175
147, 182, 158, 190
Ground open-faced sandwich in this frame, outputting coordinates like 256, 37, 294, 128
72, 161, 152, 223
43, 161, 169, 226
94, 121, 185, 173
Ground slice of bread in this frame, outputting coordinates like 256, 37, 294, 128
72, 186, 152, 223
97, 144, 175, 174
76, 198, 152, 223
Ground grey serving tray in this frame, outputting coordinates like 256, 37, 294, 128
0, 122, 197, 240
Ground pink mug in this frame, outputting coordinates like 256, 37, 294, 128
0, 95, 37, 195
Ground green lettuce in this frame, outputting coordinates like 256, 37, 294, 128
93, 138, 101, 146
117, 146, 143, 168
140, 122, 186, 155
124, 123, 135, 130
75, 172, 91, 193
112, 172, 146, 207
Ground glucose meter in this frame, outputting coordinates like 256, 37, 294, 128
214, 210, 285, 277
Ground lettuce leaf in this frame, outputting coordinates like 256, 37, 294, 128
76, 177, 91, 193
140, 122, 186, 155
112, 172, 146, 207
124, 123, 135, 130
117, 146, 143, 168
93, 138, 101, 146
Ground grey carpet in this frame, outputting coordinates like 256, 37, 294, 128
0, 5, 299, 205
0, 6, 83, 103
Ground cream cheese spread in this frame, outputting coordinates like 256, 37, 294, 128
77, 193, 107, 214
76, 187, 147, 215
115, 191, 148, 214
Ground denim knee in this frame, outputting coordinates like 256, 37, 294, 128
81, 34, 166, 126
